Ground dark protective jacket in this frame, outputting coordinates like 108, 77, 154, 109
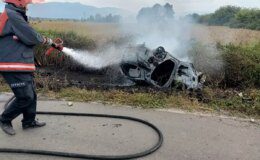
0, 4, 45, 72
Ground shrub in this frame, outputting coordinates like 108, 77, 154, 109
219, 42, 260, 88
189, 41, 260, 88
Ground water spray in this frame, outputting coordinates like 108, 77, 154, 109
45, 39, 136, 70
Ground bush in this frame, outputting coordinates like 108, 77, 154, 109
219, 43, 260, 88
189, 41, 260, 88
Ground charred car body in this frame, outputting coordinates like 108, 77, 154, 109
121, 45, 205, 90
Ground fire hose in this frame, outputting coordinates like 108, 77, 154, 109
0, 39, 164, 159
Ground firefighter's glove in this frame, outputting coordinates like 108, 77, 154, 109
43, 37, 53, 46
52, 42, 63, 51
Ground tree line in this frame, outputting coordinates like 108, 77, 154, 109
0, 12, 121, 23
82, 14, 121, 23
189, 6, 260, 30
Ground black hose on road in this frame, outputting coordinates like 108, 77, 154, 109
0, 97, 164, 160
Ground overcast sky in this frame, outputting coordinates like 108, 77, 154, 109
1, 0, 260, 15
46, 0, 260, 14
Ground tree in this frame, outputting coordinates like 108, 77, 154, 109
137, 3, 175, 24
87, 15, 95, 22
233, 9, 260, 29
209, 6, 241, 25
185, 13, 200, 22
95, 14, 102, 22
164, 3, 175, 19
196, 5, 260, 30
86, 14, 121, 23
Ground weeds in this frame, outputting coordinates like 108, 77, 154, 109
219, 42, 260, 88
190, 41, 260, 88
0, 78, 259, 117
38, 87, 259, 118
0, 77, 10, 92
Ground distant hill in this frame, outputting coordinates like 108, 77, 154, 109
0, 2, 132, 19
0, 3, 4, 11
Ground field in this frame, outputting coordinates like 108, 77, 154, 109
191, 25, 260, 45
1, 21, 259, 118
32, 21, 121, 45
32, 21, 260, 45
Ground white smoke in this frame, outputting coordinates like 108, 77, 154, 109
119, 4, 194, 62
118, 3, 224, 75
62, 46, 136, 69
63, 3, 223, 75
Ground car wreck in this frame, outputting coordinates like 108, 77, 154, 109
121, 45, 206, 90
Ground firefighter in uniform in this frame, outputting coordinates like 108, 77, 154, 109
0, 0, 57, 135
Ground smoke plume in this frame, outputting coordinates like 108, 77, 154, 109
63, 3, 223, 77
119, 3, 194, 62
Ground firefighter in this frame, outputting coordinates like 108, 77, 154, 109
0, 0, 58, 135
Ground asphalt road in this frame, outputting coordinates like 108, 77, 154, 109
0, 93, 259, 160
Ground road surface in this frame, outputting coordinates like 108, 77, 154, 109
0, 93, 259, 160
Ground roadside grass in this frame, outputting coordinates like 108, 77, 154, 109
0, 81, 259, 118
55, 88, 166, 108
0, 84, 10, 92
40, 87, 260, 118
203, 87, 260, 117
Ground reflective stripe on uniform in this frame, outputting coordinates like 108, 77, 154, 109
0, 63, 35, 71
0, 10, 8, 35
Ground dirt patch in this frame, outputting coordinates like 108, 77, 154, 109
36, 67, 140, 90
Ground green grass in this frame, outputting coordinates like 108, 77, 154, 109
0, 85, 11, 92
0, 78, 10, 92
55, 88, 166, 108
1, 81, 259, 118
205, 88, 260, 116
39, 87, 260, 118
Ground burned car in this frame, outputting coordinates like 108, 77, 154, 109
121, 45, 205, 90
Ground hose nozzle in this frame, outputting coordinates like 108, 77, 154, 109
45, 38, 64, 61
